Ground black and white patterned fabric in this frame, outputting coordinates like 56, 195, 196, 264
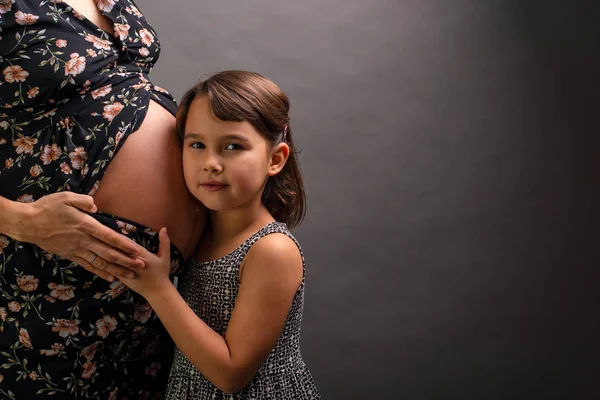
166, 222, 321, 399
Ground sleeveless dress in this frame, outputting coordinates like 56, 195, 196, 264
166, 222, 321, 400
0, 1, 183, 398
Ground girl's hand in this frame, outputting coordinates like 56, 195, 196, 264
119, 227, 172, 298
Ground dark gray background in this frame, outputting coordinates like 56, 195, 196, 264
143, 1, 599, 399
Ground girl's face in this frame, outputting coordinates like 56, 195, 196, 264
182, 95, 288, 212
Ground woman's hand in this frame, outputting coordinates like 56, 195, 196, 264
1, 192, 144, 282
119, 227, 172, 298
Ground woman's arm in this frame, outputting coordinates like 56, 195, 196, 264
0, 192, 144, 281
121, 229, 303, 394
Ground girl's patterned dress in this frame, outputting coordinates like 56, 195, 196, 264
167, 222, 321, 400
0, 1, 182, 398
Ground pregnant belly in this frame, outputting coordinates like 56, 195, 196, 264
92, 100, 206, 259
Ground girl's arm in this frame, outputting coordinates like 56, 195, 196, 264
126, 229, 303, 394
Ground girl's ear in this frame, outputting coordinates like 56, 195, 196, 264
267, 143, 290, 176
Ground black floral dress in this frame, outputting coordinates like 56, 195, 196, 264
0, 1, 183, 398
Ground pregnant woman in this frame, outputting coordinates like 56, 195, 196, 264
0, 0, 206, 398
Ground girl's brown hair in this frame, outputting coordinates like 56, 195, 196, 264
176, 70, 306, 229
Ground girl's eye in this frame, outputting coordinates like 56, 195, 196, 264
191, 142, 205, 149
225, 143, 243, 150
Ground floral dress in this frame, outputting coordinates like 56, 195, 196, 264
0, 1, 183, 398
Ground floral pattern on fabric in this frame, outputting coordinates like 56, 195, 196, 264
0, 1, 182, 398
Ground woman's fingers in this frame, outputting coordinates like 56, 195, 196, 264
73, 256, 115, 282
66, 193, 97, 214
131, 242, 153, 261
82, 249, 136, 280
85, 216, 140, 256
86, 240, 144, 271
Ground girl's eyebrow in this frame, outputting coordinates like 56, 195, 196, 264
221, 134, 250, 142
184, 132, 250, 142
184, 132, 203, 139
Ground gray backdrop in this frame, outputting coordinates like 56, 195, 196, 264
144, 1, 599, 399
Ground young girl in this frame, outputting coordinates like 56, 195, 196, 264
120, 70, 321, 399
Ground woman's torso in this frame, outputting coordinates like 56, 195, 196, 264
0, 0, 205, 258
0, 0, 205, 397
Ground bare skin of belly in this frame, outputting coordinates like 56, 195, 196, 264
61, 0, 205, 259
92, 100, 207, 260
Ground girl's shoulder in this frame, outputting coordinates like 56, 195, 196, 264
239, 222, 304, 285
244, 221, 303, 261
